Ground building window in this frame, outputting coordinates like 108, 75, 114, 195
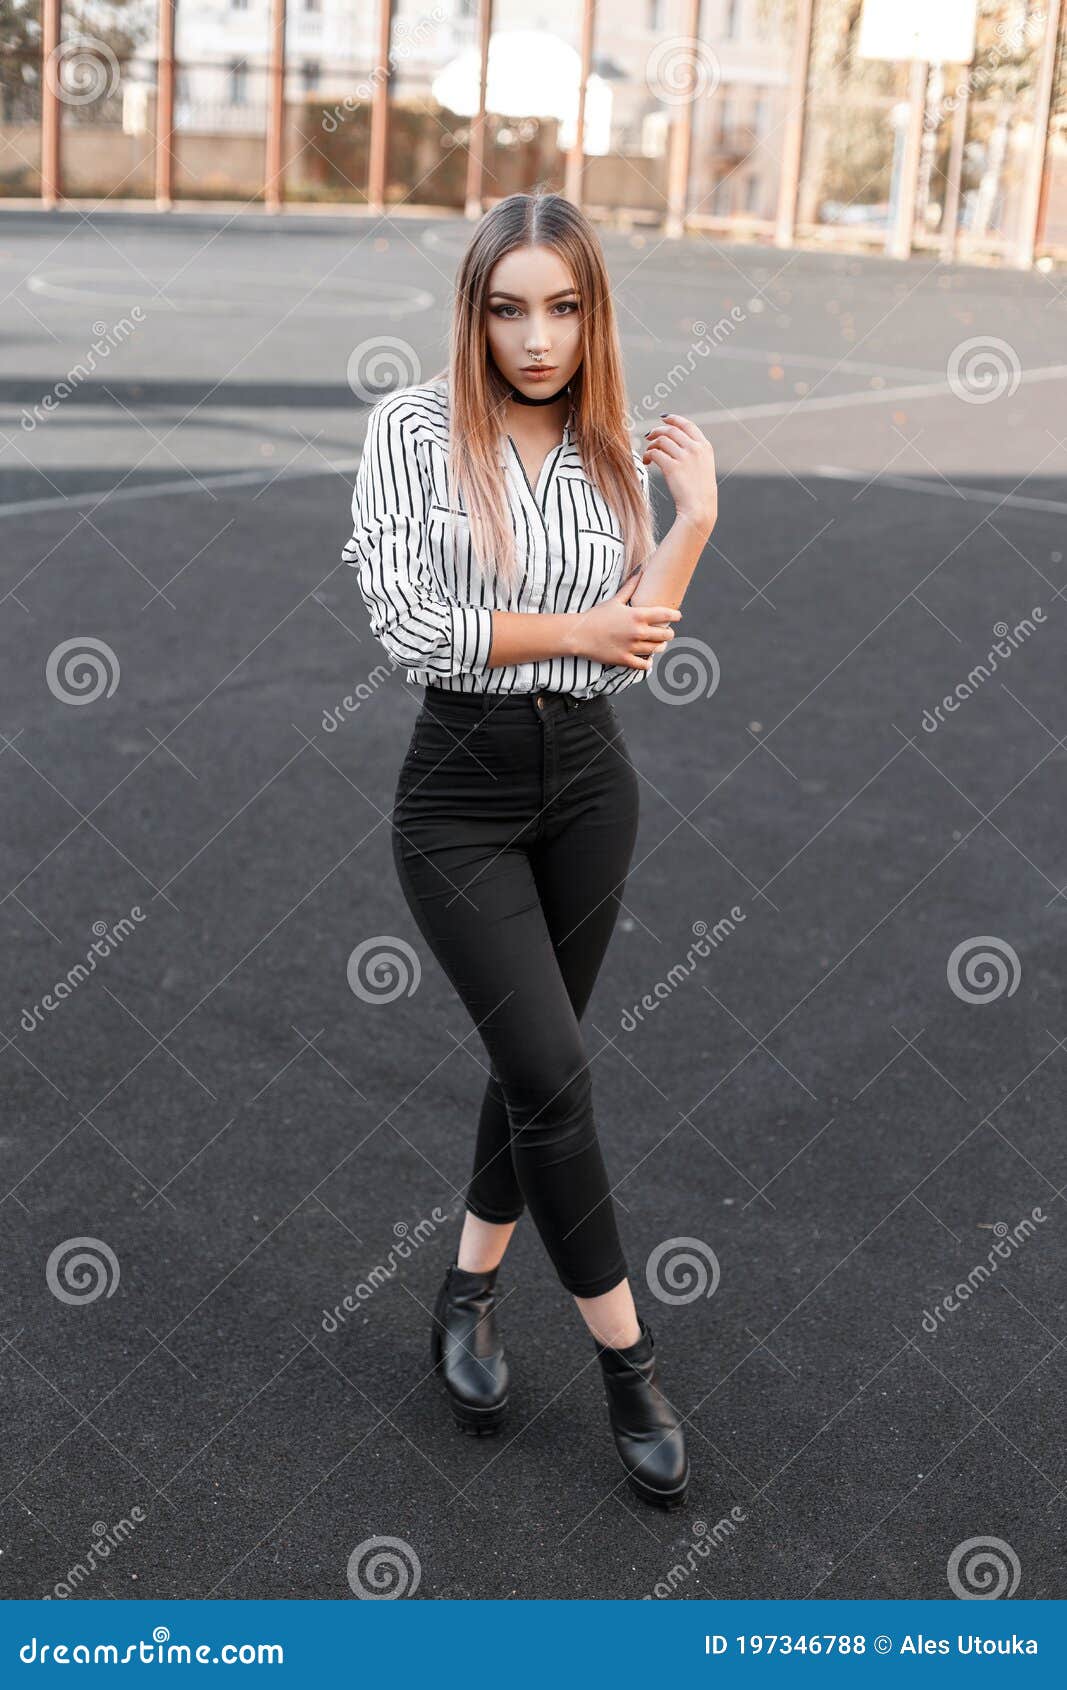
648, 0, 663, 29
302, 61, 321, 92
725, 0, 742, 39
230, 60, 248, 104
231, 0, 249, 10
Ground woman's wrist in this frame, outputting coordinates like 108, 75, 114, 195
671, 508, 715, 543
561, 610, 586, 659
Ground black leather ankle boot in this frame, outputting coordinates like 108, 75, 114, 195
594, 1313, 689, 1509
429, 1260, 510, 1435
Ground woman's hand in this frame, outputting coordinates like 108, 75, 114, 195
569, 571, 682, 670
644, 414, 717, 537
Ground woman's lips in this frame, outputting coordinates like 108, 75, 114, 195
520, 366, 557, 377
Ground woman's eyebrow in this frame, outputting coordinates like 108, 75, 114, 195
488, 287, 580, 302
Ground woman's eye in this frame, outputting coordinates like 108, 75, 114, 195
490, 302, 579, 319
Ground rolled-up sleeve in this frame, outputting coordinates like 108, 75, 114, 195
631, 447, 652, 513
342, 395, 495, 676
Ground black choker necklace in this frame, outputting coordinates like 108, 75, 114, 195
508, 379, 570, 407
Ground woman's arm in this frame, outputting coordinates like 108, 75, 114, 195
627, 414, 717, 611
485, 591, 682, 673
486, 414, 717, 672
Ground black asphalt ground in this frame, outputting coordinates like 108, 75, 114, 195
1, 208, 1065, 1602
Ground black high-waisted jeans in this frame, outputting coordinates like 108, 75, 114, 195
390, 683, 641, 1299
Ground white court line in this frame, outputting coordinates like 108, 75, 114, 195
4, 356, 1067, 520
687, 360, 1067, 426
0, 458, 361, 520
813, 465, 1067, 517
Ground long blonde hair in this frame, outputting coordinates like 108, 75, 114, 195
430, 191, 655, 592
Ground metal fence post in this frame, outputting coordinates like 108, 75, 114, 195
774, 0, 814, 250
563, 0, 595, 208
664, 0, 702, 241
368, 0, 395, 213
155, 0, 176, 209
265, 0, 287, 211
40, 0, 62, 208
464, 0, 493, 218
1015, 0, 1064, 268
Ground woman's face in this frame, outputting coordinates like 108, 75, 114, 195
484, 245, 583, 402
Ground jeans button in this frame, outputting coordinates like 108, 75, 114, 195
536, 694, 544, 710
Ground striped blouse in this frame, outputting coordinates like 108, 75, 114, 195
342, 378, 653, 697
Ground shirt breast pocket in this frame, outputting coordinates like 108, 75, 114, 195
428, 502, 472, 570
575, 527, 626, 598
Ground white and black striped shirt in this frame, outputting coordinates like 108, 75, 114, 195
342, 379, 653, 697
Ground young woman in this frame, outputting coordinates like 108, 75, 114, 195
343, 191, 716, 1512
